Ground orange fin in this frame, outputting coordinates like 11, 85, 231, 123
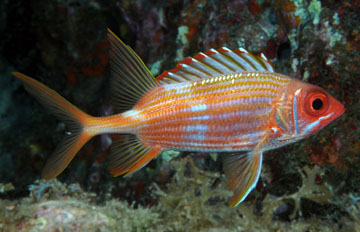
108, 134, 161, 176
223, 151, 263, 207
12, 72, 94, 179
107, 29, 159, 113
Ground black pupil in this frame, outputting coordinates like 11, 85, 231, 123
312, 98, 323, 110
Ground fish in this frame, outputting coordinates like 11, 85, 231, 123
12, 29, 345, 207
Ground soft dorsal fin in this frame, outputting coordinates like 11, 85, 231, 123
107, 29, 159, 113
156, 47, 274, 85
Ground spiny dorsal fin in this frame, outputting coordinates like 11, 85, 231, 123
107, 29, 159, 113
223, 151, 263, 207
108, 134, 161, 176
156, 47, 274, 85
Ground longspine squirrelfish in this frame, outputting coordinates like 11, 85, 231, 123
12, 29, 345, 207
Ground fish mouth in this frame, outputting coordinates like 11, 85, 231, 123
333, 101, 346, 120
327, 94, 346, 122
321, 101, 345, 128
337, 105, 345, 118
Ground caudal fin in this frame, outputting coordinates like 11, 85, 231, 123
12, 72, 95, 179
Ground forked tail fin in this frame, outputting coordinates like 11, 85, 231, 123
12, 72, 96, 179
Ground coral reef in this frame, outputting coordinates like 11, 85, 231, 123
1, 158, 359, 231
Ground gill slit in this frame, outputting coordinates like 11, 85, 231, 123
293, 89, 301, 134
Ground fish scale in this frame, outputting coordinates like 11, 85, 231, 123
12, 29, 345, 207
128, 72, 291, 152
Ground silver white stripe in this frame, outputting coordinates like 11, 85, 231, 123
302, 112, 334, 134
293, 89, 301, 134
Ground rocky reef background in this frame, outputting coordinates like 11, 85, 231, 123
0, 0, 359, 231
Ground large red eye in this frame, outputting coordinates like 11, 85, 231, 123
304, 91, 329, 116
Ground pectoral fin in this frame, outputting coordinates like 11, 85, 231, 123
222, 151, 263, 207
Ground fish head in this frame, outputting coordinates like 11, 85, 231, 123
289, 79, 345, 136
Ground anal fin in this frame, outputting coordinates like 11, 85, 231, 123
108, 134, 161, 176
223, 151, 263, 207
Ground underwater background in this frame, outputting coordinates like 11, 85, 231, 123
0, 0, 359, 231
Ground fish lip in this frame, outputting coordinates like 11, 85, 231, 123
312, 101, 345, 133
322, 102, 345, 128
328, 94, 346, 121
334, 102, 346, 119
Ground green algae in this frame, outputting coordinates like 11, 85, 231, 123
1, 157, 359, 231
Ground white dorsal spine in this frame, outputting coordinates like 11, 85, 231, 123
156, 47, 275, 85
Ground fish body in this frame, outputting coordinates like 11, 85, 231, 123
12, 29, 345, 207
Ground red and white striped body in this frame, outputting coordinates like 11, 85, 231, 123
118, 71, 291, 152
